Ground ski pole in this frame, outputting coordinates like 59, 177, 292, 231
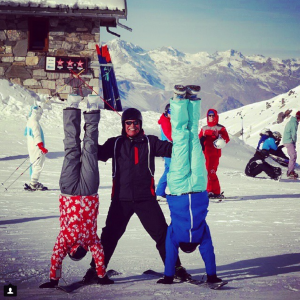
69, 69, 122, 116
3, 155, 42, 192
1, 155, 30, 186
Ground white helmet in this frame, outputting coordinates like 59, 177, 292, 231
272, 131, 282, 140
260, 128, 271, 135
213, 135, 226, 149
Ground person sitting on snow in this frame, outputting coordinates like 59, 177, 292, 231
39, 95, 113, 288
24, 105, 48, 190
156, 103, 172, 200
245, 149, 281, 180
157, 85, 225, 287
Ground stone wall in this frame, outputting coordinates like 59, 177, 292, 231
0, 14, 100, 99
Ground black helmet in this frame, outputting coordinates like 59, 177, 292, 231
68, 245, 87, 261
179, 242, 199, 253
121, 108, 143, 128
164, 103, 170, 116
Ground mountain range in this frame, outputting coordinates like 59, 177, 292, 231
102, 39, 300, 115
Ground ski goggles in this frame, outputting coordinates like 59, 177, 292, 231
167, 109, 171, 114
125, 120, 140, 126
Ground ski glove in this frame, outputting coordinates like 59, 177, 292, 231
37, 142, 48, 154
157, 276, 174, 284
39, 279, 59, 288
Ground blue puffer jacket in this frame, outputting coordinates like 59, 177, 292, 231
165, 192, 216, 277
262, 137, 278, 151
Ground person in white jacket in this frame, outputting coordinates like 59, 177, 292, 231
24, 105, 48, 190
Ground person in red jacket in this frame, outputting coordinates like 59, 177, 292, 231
156, 104, 172, 200
39, 100, 113, 288
199, 109, 230, 198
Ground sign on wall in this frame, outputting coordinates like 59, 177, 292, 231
45, 56, 88, 73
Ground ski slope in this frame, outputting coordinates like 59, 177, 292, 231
0, 80, 299, 300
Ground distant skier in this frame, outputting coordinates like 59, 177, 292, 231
282, 111, 300, 179
156, 104, 172, 200
245, 150, 281, 180
157, 85, 225, 287
39, 97, 113, 288
24, 105, 48, 191
199, 109, 230, 198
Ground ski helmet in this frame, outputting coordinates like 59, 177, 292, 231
213, 135, 226, 149
121, 108, 143, 128
260, 128, 271, 136
272, 131, 282, 140
179, 242, 199, 253
164, 103, 171, 116
68, 245, 87, 261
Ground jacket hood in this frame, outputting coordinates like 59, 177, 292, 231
206, 108, 218, 126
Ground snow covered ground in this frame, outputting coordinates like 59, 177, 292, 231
0, 80, 300, 299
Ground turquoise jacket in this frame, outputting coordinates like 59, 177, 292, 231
282, 116, 299, 144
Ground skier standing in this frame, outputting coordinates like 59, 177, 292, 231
282, 111, 300, 179
24, 105, 48, 190
157, 85, 224, 286
83, 107, 190, 283
39, 98, 112, 288
199, 109, 230, 198
156, 104, 172, 200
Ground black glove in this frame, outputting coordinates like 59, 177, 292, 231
97, 275, 114, 285
157, 276, 174, 284
39, 279, 59, 288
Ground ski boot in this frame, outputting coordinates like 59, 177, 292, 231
175, 266, 191, 281
25, 182, 48, 191
82, 267, 98, 284
87, 94, 102, 111
208, 192, 224, 199
173, 85, 187, 100
206, 274, 228, 289
66, 94, 82, 109
287, 170, 298, 179
186, 85, 201, 100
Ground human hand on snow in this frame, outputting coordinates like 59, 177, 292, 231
39, 279, 59, 288
37, 142, 48, 154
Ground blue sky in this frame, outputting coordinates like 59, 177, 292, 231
100, 0, 300, 58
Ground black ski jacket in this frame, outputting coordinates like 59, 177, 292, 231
98, 131, 172, 202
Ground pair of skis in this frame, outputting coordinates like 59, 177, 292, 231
57, 269, 227, 293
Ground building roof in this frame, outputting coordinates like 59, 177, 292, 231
0, 0, 127, 24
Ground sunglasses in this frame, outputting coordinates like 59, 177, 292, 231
208, 114, 215, 117
125, 120, 140, 126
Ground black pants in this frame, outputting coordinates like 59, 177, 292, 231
246, 162, 276, 178
91, 200, 181, 268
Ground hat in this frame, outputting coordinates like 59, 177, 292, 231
296, 111, 300, 119
208, 110, 215, 115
